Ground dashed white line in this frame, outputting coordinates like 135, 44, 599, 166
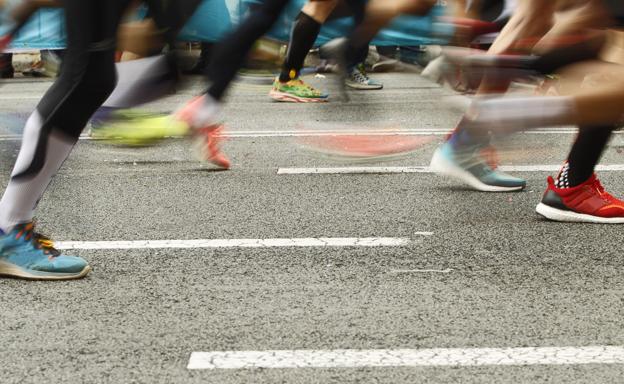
55, 236, 431, 250
187, 346, 624, 369
278, 165, 624, 175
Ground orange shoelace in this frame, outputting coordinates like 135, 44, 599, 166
14, 222, 60, 256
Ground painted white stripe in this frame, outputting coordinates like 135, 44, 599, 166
187, 346, 624, 369
278, 165, 624, 175
390, 268, 453, 274
1, 128, 621, 141
0, 95, 41, 100
54, 236, 429, 250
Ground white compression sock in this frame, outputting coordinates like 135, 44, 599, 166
190, 94, 221, 128
102, 55, 173, 108
0, 111, 76, 232
469, 96, 576, 134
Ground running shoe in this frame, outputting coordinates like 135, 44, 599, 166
268, 77, 328, 103
430, 141, 526, 192
536, 174, 624, 223
299, 133, 435, 161
345, 64, 383, 90
0, 222, 91, 280
91, 109, 190, 146
176, 96, 231, 169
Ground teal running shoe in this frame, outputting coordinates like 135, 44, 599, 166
0, 222, 91, 280
430, 141, 526, 192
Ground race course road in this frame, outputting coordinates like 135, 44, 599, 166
1, 74, 623, 384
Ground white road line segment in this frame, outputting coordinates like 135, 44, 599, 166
278, 165, 624, 175
187, 346, 624, 369
55, 236, 431, 250
390, 268, 453, 274
1, 128, 622, 141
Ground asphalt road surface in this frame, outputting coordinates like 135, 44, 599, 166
1, 74, 623, 383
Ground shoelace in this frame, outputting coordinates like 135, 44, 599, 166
291, 79, 318, 92
354, 65, 370, 82
591, 177, 618, 204
14, 222, 61, 257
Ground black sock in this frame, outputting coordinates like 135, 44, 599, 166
279, 12, 322, 82
207, 0, 290, 101
564, 125, 615, 187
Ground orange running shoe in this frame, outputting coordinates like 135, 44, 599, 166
192, 124, 231, 169
176, 96, 231, 169
536, 174, 624, 224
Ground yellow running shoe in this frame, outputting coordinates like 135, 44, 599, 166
91, 110, 190, 147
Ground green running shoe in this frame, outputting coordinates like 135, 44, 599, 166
268, 77, 328, 103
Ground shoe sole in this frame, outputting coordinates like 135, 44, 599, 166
344, 82, 383, 90
430, 147, 525, 192
536, 203, 624, 224
268, 89, 328, 103
0, 261, 92, 280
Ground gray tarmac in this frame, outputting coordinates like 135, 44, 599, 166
1, 74, 623, 384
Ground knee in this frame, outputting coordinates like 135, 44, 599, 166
302, 0, 338, 23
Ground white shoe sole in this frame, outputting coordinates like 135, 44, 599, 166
268, 89, 327, 103
0, 261, 92, 280
344, 82, 383, 90
430, 147, 524, 192
536, 203, 624, 224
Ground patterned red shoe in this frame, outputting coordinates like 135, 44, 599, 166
536, 174, 624, 224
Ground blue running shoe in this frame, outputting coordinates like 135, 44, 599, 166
0, 222, 91, 280
430, 141, 526, 192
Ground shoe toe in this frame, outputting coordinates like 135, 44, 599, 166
33, 255, 90, 274
483, 172, 526, 188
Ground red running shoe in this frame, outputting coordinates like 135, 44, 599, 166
176, 96, 231, 169
192, 124, 230, 169
536, 174, 624, 224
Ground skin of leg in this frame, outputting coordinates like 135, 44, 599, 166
476, 0, 555, 94
556, 60, 624, 126
533, 0, 611, 53
527, 1, 621, 127
301, 0, 339, 23
366, 0, 437, 16
117, 19, 163, 57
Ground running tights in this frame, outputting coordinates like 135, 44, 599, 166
0, 0, 131, 231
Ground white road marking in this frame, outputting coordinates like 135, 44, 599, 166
187, 346, 624, 369
0, 95, 42, 100
390, 268, 453, 274
278, 165, 624, 175
55, 236, 431, 250
1, 128, 622, 141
